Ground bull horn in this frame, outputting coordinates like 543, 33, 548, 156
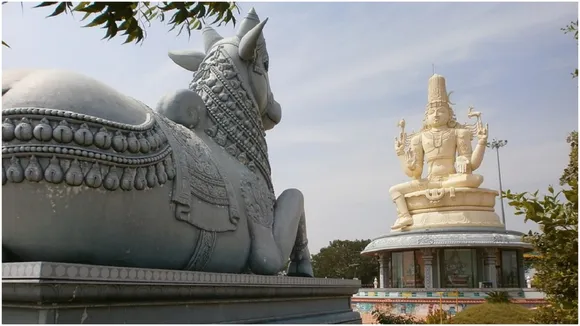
202, 27, 223, 53
238, 18, 268, 61
168, 50, 206, 72
236, 7, 260, 38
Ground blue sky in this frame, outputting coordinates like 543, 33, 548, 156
3, 1, 578, 253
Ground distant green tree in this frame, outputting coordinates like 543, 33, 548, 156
523, 252, 541, 272
2, 1, 238, 47
560, 131, 578, 186
561, 20, 578, 78
311, 239, 378, 285
504, 132, 578, 324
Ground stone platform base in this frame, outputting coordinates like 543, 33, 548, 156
362, 228, 533, 254
401, 210, 503, 231
397, 187, 503, 231
2, 262, 362, 324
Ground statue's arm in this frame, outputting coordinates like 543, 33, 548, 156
456, 129, 475, 170
456, 128, 486, 172
470, 133, 487, 171
397, 135, 423, 179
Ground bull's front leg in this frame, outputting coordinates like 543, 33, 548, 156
274, 189, 313, 277
241, 174, 313, 276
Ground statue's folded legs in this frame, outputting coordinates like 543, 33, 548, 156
388, 180, 431, 229
441, 173, 484, 188
389, 173, 484, 230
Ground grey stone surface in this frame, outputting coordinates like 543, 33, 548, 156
2, 8, 312, 277
2, 262, 361, 324
362, 228, 533, 255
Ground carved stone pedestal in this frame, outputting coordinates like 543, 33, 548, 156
399, 187, 503, 231
2, 262, 362, 324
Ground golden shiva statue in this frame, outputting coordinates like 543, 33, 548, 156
389, 74, 493, 231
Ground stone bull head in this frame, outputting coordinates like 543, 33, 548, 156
167, 8, 282, 131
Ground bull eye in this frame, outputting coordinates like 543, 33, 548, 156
263, 60, 269, 72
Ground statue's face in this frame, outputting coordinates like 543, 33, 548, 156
426, 106, 450, 128
246, 46, 281, 131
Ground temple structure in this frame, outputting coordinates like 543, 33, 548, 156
351, 74, 541, 321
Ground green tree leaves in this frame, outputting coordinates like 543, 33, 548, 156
561, 20, 578, 78
560, 131, 578, 187
504, 131, 578, 324
3, 2, 238, 47
311, 239, 378, 285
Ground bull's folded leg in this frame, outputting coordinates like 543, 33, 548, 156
2, 247, 19, 263
287, 213, 313, 277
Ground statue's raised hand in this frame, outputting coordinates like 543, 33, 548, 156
477, 123, 489, 142
406, 149, 417, 171
395, 137, 405, 156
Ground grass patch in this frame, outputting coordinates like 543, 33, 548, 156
449, 303, 533, 324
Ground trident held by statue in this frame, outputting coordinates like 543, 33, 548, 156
396, 119, 406, 144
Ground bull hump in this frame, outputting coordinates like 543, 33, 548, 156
3, 69, 150, 126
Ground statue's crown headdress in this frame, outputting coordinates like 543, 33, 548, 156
426, 74, 453, 109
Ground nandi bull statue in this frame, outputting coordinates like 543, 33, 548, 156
1, 8, 313, 277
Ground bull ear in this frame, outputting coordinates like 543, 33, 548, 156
168, 50, 206, 72
238, 18, 268, 61
202, 27, 223, 53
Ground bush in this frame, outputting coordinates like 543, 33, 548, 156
448, 303, 533, 324
425, 308, 452, 324
372, 310, 424, 324
485, 291, 511, 303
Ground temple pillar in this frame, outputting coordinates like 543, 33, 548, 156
517, 250, 526, 288
378, 253, 390, 288
483, 248, 498, 287
421, 248, 434, 289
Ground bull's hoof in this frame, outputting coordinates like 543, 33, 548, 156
287, 257, 314, 278
2, 247, 19, 263
287, 271, 314, 278
287, 244, 314, 277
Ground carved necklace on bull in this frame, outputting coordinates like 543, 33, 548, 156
191, 44, 274, 191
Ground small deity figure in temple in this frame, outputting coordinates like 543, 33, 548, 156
389, 74, 489, 230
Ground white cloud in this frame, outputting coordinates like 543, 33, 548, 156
266, 2, 574, 111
